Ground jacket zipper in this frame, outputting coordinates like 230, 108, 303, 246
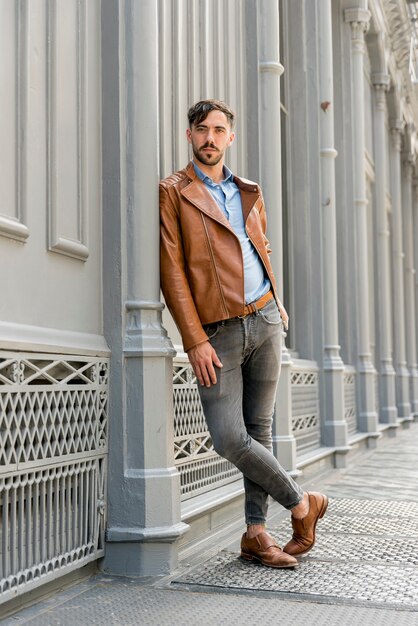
201, 214, 229, 318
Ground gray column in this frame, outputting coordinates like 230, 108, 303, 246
318, 0, 347, 460
402, 144, 418, 418
257, 0, 284, 288
344, 8, 379, 437
372, 75, 398, 430
103, 0, 188, 577
256, 0, 298, 470
414, 177, 418, 418
390, 121, 412, 421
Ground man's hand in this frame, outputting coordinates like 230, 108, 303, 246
187, 341, 223, 388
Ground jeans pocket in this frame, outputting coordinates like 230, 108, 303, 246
203, 322, 221, 340
259, 300, 283, 325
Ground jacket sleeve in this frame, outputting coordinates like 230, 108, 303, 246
159, 184, 209, 352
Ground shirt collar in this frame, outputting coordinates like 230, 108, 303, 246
193, 161, 234, 185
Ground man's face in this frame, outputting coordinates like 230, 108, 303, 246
186, 110, 235, 167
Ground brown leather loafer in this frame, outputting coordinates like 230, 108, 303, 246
240, 531, 298, 568
283, 492, 328, 557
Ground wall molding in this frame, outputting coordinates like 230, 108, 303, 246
47, 0, 89, 261
0, 0, 29, 243
0, 320, 109, 357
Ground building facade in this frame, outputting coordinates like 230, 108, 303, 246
1, 0, 418, 605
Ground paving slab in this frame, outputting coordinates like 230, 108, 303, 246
171, 496, 418, 610
2, 421, 418, 625
3, 578, 418, 626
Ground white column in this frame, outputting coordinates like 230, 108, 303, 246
390, 121, 412, 422
318, 0, 347, 461
256, 0, 298, 471
344, 8, 379, 438
103, 0, 188, 577
402, 147, 418, 418
372, 75, 398, 430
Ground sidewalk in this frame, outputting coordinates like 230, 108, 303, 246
2, 421, 418, 626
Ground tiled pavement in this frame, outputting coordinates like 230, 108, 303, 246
2, 420, 418, 625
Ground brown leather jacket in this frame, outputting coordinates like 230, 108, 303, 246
160, 161, 288, 352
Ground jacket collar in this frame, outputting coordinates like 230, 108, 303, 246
181, 161, 259, 225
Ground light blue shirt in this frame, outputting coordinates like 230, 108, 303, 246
193, 162, 270, 304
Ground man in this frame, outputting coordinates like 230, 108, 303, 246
160, 99, 327, 569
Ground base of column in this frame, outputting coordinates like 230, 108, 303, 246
379, 405, 399, 425
357, 358, 379, 433
409, 366, 418, 417
396, 363, 412, 419
322, 350, 347, 448
274, 344, 298, 472
366, 432, 381, 449
272, 435, 299, 474
378, 361, 398, 426
333, 447, 351, 469
400, 418, 413, 429
103, 532, 187, 577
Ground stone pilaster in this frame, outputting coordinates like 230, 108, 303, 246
344, 8, 379, 440
318, 0, 347, 463
402, 143, 418, 419
103, 0, 188, 577
372, 75, 398, 431
389, 121, 412, 423
274, 348, 299, 474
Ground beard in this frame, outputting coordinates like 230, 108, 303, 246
192, 143, 224, 167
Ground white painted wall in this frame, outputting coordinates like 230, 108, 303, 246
0, 0, 103, 348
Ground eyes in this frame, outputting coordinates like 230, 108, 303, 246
195, 126, 227, 134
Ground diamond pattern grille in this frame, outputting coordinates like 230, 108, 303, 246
0, 351, 108, 604
291, 365, 320, 452
173, 357, 323, 499
0, 357, 108, 469
173, 358, 240, 500
344, 368, 357, 433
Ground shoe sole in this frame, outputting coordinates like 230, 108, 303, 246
294, 494, 329, 557
240, 552, 298, 569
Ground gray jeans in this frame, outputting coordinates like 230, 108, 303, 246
198, 298, 303, 525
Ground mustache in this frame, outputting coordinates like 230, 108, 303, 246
200, 142, 219, 151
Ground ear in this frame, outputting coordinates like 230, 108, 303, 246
228, 132, 235, 147
186, 128, 192, 144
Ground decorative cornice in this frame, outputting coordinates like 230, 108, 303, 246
382, 0, 412, 69
381, 0, 418, 132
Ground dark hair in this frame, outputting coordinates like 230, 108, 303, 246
187, 99, 235, 128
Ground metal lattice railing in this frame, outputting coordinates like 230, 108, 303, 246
344, 367, 357, 434
173, 355, 323, 498
0, 352, 108, 603
291, 363, 320, 453
173, 355, 241, 500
